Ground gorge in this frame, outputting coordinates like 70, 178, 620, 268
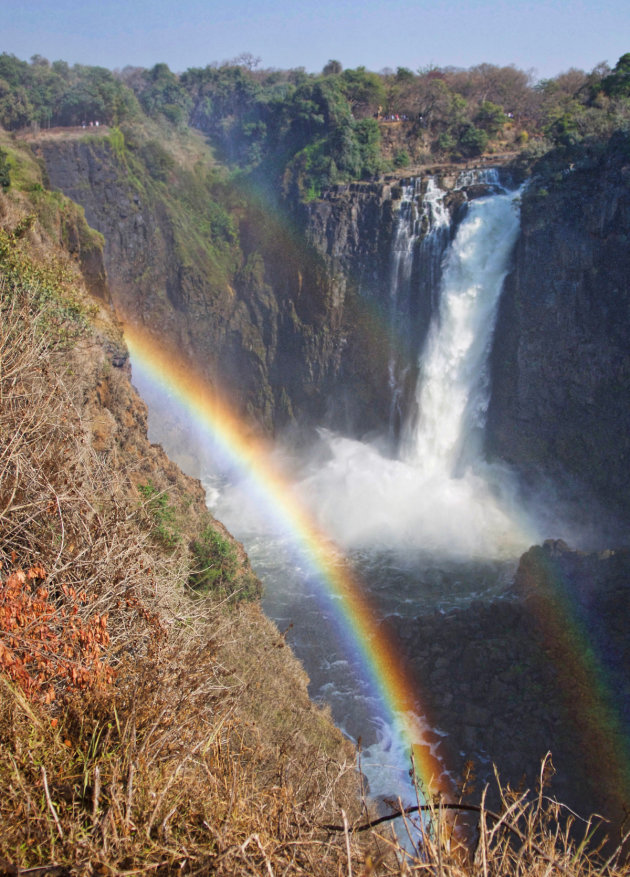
33, 125, 630, 832
3, 51, 630, 873
33, 125, 630, 828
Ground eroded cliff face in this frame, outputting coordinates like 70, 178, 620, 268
301, 180, 400, 432
35, 135, 351, 434
35, 132, 630, 522
487, 138, 630, 518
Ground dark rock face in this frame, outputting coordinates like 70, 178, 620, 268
399, 540, 630, 830
301, 181, 400, 433
37, 134, 630, 523
487, 142, 630, 518
36, 137, 352, 434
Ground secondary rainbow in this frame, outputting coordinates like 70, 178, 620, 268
123, 320, 451, 800
519, 549, 630, 820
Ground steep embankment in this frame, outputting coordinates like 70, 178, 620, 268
33, 130, 354, 434
488, 135, 630, 520
0, 149, 361, 874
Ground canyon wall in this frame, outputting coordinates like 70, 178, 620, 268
35, 131, 630, 521
36, 136, 350, 433
487, 135, 630, 519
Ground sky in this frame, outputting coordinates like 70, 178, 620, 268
2, 0, 629, 81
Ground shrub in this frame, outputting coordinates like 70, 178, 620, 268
189, 525, 239, 593
459, 123, 489, 156
393, 148, 410, 168
0, 148, 10, 189
138, 480, 180, 548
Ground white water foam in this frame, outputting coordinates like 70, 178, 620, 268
292, 183, 536, 559
405, 185, 522, 476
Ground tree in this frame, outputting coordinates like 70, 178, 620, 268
602, 53, 630, 97
340, 67, 386, 118
474, 100, 506, 135
143, 63, 191, 125
0, 149, 10, 189
458, 124, 488, 156
228, 52, 262, 71
323, 60, 342, 76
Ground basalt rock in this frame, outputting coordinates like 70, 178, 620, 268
34, 136, 350, 435
401, 540, 630, 833
487, 137, 630, 519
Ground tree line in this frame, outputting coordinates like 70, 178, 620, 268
1, 51, 629, 198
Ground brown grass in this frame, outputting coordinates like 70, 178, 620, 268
0, 207, 363, 874
0, 195, 628, 876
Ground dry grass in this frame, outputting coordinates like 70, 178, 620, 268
1, 200, 628, 876
349, 756, 630, 876
0, 212, 363, 875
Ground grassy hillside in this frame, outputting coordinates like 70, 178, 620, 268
1, 60, 630, 876
0, 162, 366, 874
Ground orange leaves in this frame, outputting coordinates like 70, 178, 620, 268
0, 563, 114, 702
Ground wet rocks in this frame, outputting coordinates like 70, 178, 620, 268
487, 138, 630, 519
399, 542, 630, 829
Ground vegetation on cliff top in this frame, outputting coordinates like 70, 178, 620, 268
1, 50, 630, 199
0, 120, 628, 876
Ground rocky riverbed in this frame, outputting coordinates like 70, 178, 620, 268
395, 540, 630, 832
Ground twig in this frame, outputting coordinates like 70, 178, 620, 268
91, 765, 101, 823
322, 800, 576, 876
322, 800, 483, 833
342, 810, 353, 877
41, 766, 63, 839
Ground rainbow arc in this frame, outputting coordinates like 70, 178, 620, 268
123, 320, 452, 800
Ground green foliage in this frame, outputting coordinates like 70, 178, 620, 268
544, 108, 581, 146
339, 67, 386, 117
4, 49, 630, 205
0, 148, 10, 189
354, 118, 383, 176
601, 53, 630, 98
135, 63, 192, 126
138, 481, 180, 549
0, 224, 90, 344
189, 525, 259, 600
107, 126, 126, 161
139, 138, 175, 181
435, 130, 456, 154
0, 53, 138, 130
393, 148, 410, 168
474, 101, 506, 135
395, 67, 414, 83
180, 64, 264, 164
458, 124, 489, 156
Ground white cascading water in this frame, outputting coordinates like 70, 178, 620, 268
293, 173, 535, 559
405, 175, 522, 477
387, 178, 450, 437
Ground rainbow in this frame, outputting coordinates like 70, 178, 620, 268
517, 548, 630, 821
123, 320, 452, 801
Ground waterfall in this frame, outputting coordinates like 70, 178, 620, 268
287, 172, 533, 558
387, 178, 450, 438
404, 178, 522, 476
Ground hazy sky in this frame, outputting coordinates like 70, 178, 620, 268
3, 0, 629, 81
